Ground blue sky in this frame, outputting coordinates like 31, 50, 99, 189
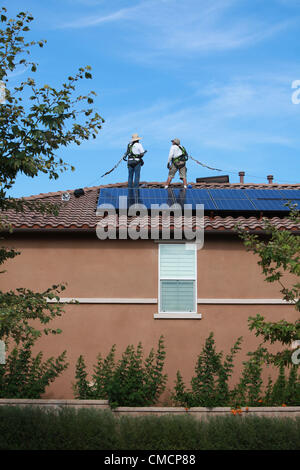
5, 0, 300, 197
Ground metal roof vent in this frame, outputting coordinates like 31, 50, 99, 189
61, 192, 71, 202
74, 188, 85, 198
196, 175, 229, 183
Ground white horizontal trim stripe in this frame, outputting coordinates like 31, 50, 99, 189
47, 298, 157, 304
198, 298, 297, 305
47, 297, 296, 305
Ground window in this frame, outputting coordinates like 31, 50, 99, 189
159, 244, 197, 314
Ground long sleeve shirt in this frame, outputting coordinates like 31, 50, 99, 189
168, 144, 183, 163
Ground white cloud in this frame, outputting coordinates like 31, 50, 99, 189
96, 74, 300, 154
162, 19, 290, 52
58, 0, 292, 55
61, 6, 134, 28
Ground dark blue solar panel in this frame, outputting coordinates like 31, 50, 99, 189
98, 188, 169, 209
280, 189, 300, 200
177, 189, 217, 210
208, 189, 256, 211
139, 188, 167, 208
97, 188, 300, 211
208, 189, 249, 199
98, 188, 216, 210
214, 199, 256, 211
245, 189, 300, 211
245, 189, 286, 199
252, 199, 290, 211
97, 188, 117, 208
97, 188, 129, 209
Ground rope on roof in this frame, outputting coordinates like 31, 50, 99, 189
189, 155, 222, 171
101, 156, 124, 178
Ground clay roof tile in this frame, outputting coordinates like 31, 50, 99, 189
2, 181, 300, 233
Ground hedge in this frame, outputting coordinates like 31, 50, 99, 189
0, 406, 300, 450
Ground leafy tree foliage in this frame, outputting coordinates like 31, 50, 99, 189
0, 8, 103, 396
236, 207, 300, 366
0, 8, 104, 211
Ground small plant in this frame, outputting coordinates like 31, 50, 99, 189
73, 336, 167, 408
73, 355, 94, 400
271, 364, 287, 406
172, 333, 242, 407
0, 340, 68, 399
172, 333, 300, 408
267, 364, 300, 406
0, 285, 69, 399
286, 365, 300, 405
232, 354, 300, 407
231, 346, 265, 407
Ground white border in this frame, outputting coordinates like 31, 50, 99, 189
158, 243, 197, 314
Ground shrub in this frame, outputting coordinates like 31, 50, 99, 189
73, 336, 167, 408
231, 347, 265, 407
0, 406, 119, 450
0, 341, 68, 399
265, 364, 300, 406
0, 284, 69, 398
232, 353, 300, 407
172, 333, 242, 407
172, 334, 300, 408
0, 406, 299, 450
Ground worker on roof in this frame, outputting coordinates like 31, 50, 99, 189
123, 133, 147, 189
164, 138, 188, 189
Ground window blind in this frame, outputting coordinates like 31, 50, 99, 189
160, 244, 196, 278
160, 280, 195, 312
159, 244, 196, 313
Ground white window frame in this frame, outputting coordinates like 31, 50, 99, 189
158, 243, 198, 315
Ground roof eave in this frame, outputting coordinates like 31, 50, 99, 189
4, 226, 300, 235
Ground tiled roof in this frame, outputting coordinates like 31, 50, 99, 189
2, 181, 300, 233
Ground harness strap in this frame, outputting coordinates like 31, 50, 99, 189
173, 145, 188, 163
127, 142, 142, 160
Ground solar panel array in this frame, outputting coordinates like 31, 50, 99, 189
97, 187, 300, 212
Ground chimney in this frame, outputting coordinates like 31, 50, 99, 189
267, 175, 274, 184
239, 171, 245, 184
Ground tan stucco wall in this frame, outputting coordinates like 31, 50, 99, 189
1, 232, 298, 400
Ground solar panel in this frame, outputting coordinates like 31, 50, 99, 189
97, 187, 300, 212
245, 189, 300, 211
253, 199, 290, 211
140, 188, 169, 208
280, 189, 300, 200
209, 189, 248, 199
245, 189, 286, 199
213, 198, 257, 211
97, 188, 129, 209
97, 188, 215, 210
178, 189, 217, 210
208, 189, 256, 211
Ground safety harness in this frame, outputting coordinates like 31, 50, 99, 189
124, 142, 145, 167
172, 145, 188, 169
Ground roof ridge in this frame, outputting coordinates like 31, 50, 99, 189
13, 180, 300, 200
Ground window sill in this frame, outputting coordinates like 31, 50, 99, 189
154, 313, 202, 319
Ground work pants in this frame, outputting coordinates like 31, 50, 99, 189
128, 162, 142, 189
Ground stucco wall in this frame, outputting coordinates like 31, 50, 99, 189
1, 232, 297, 400
1, 232, 295, 299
